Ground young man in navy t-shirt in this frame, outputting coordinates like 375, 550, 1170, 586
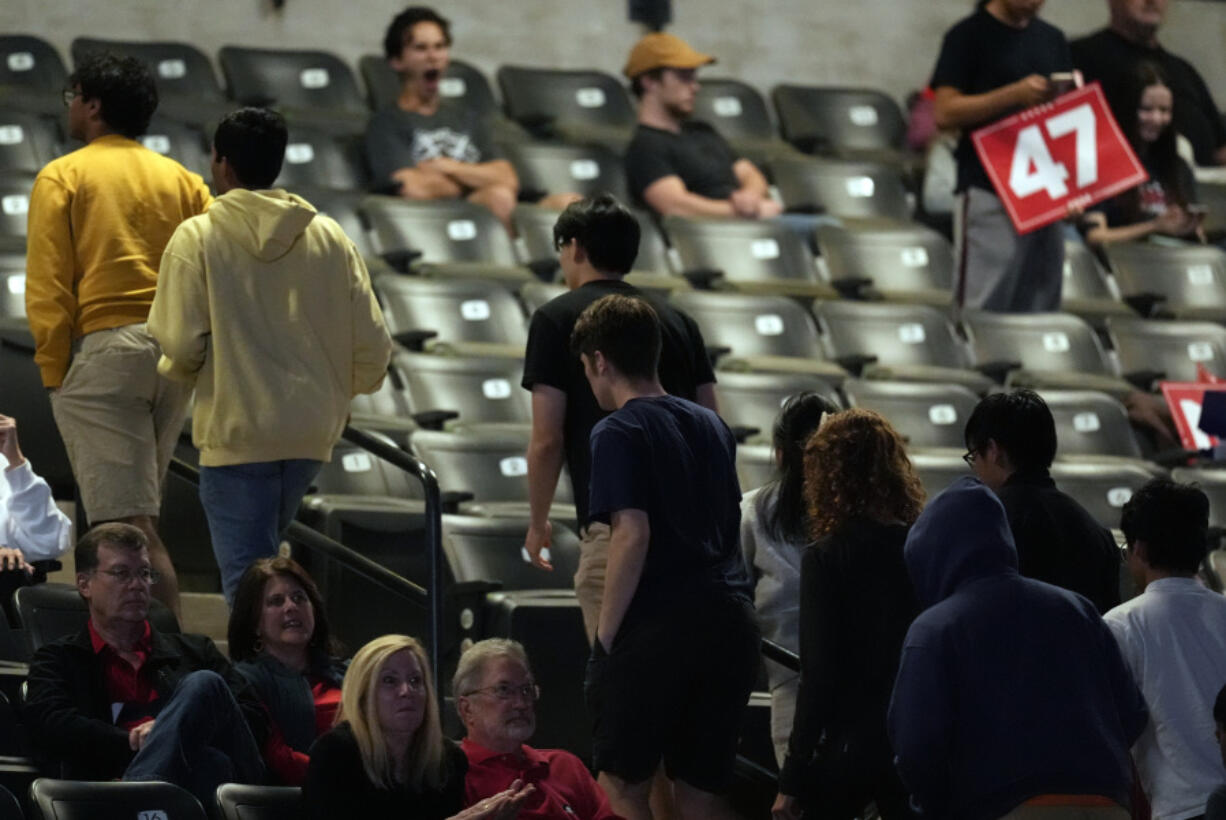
572, 293, 759, 820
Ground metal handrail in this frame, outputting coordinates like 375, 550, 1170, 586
762, 638, 800, 672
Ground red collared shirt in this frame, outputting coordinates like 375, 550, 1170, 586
461, 738, 622, 820
87, 619, 159, 731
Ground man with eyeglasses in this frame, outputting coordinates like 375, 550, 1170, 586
455, 639, 620, 820
623, 32, 781, 222
25, 52, 213, 619
23, 522, 267, 806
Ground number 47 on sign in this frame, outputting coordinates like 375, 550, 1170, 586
972, 82, 1148, 234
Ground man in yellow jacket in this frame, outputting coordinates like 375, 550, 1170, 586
148, 108, 393, 604
25, 53, 213, 617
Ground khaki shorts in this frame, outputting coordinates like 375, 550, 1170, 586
574, 522, 610, 645
50, 323, 191, 522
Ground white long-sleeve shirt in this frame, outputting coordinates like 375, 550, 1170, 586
1104, 577, 1226, 820
0, 454, 72, 562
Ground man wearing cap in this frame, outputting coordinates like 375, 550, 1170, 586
623, 33, 782, 220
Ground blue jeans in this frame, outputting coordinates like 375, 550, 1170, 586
773, 212, 842, 252
124, 670, 265, 807
199, 458, 322, 603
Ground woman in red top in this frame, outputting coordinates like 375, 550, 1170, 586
228, 556, 345, 784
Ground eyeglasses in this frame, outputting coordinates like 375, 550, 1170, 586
961, 449, 979, 467
463, 682, 540, 702
61, 89, 80, 108
96, 567, 160, 586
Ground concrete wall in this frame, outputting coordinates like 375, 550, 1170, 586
3, 0, 1225, 108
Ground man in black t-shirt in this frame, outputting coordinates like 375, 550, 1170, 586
622, 32, 782, 220
931, 0, 1071, 313
1072, 0, 1226, 169
521, 194, 716, 644
367, 6, 520, 230
573, 293, 757, 820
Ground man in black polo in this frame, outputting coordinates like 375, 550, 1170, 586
521, 193, 716, 644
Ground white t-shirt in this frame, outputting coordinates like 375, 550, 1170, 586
0, 454, 72, 562
1104, 577, 1226, 820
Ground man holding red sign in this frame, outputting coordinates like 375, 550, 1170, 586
931, 0, 1073, 313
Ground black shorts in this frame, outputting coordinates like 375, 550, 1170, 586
583, 593, 761, 793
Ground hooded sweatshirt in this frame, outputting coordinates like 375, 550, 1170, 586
887, 476, 1147, 820
147, 189, 392, 466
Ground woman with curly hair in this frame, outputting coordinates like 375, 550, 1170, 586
774, 409, 925, 820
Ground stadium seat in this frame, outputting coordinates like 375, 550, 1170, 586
668, 290, 846, 380
1040, 390, 1145, 461
15, 583, 180, 655
273, 125, 370, 191
311, 437, 422, 500
345, 367, 420, 449
481, 590, 590, 758
0, 35, 68, 115
1050, 460, 1157, 530
772, 84, 907, 157
693, 77, 801, 167
30, 778, 206, 820
218, 46, 367, 123
442, 514, 579, 591
1107, 316, 1226, 387
1061, 239, 1131, 324
814, 220, 952, 305
663, 215, 836, 298
513, 205, 678, 285
71, 38, 230, 126
373, 275, 528, 356
812, 300, 993, 392
1103, 241, 1226, 322
395, 351, 531, 426
736, 443, 775, 492
714, 371, 842, 443
908, 451, 970, 502
215, 784, 300, 820
283, 185, 374, 257
0, 261, 24, 319
842, 378, 979, 451
139, 116, 210, 177
0, 781, 19, 820
411, 426, 574, 520
961, 310, 1132, 396
771, 157, 910, 222
360, 54, 497, 118
1196, 181, 1226, 241
1171, 467, 1226, 528
362, 197, 524, 277
0, 173, 34, 251
0, 318, 73, 495
496, 66, 635, 149
0, 111, 59, 174
502, 141, 628, 202
518, 281, 567, 315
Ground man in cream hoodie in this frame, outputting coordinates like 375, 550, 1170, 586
148, 108, 393, 604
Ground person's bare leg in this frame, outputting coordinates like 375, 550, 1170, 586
599, 771, 654, 820
467, 184, 518, 234
392, 167, 463, 200
673, 779, 740, 820
538, 192, 584, 210
123, 514, 181, 620
649, 767, 678, 820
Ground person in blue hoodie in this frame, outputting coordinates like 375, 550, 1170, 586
888, 475, 1147, 820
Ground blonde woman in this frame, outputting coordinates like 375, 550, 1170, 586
302, 635, 532, 819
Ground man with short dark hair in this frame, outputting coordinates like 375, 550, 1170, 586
575, 294, 759, 820
148, 107, 392, 604
24, 523, 267, 806
521, 193, 716, 643
963, 389, 1120, 613
455, 638, 619, 820
1105, 478, 1226, 820
623, 32, 781, 221
1072, 0, 1226, 168
25, 53, 213, 618
367, 5, 523, 230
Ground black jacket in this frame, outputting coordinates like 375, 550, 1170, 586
23, 624, 268, 780
997, 469, 1121, 614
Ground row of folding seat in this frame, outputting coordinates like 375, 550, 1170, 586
0, 34, 911, 159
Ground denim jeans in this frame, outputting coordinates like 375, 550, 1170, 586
199, 458, 322, 603
124, 670, 265, 807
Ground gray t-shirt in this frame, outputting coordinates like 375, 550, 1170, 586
364, 100, 500, 188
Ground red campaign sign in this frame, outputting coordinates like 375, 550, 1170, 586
972, 83, 1148, 234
